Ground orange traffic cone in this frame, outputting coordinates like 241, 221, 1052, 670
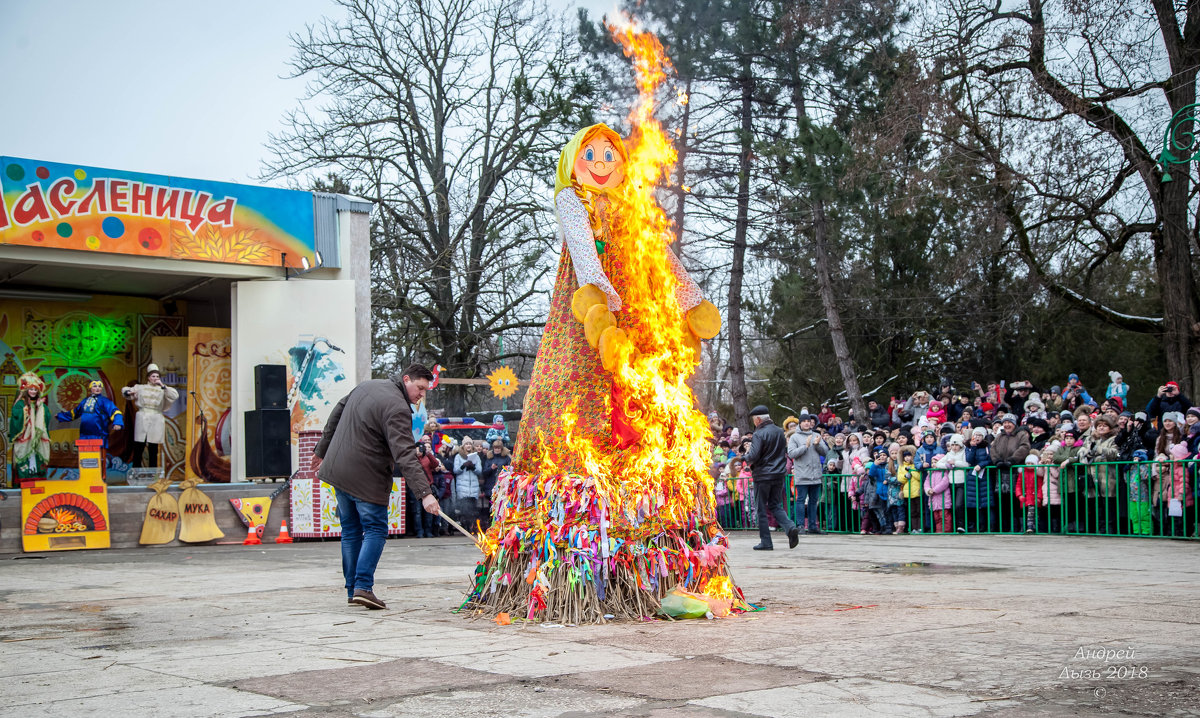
243, 524, 262, 546
275, 521, 293, 544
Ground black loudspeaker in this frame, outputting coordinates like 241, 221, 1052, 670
245, 409, 291, 477
255, 364, 287, 409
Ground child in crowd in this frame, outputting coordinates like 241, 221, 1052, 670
925, 449, 953, 532
869, 446, 892, 534
723, 457, 750, 528
931, 432, 969, 528
1153, 443, 1193, 537
884, 443, 906, 534
713, 439, 729, 464
1037, 443, 1062, 533
1024, 395, 1047, 421
1054, 426, 1084, 532
936, 434, 969, 533
915, 429, 940, 472
1186, 407, 1200, 456
1127, 449, 1153, 536
1105, 371, 1129, 405
849, 455, 877, 534
1016, 452, 1043, 533
925, 400, 947, 426
898, 445, 923, 533
714, 462, 732, 525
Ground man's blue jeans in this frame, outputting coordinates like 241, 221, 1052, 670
336, 490, 389, 597
794, 483, 822, 529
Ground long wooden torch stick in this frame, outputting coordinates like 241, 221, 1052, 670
440, 512, 482, 549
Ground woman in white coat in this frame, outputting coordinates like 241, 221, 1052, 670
122, 364, 179, 468
452, 439, 484, 528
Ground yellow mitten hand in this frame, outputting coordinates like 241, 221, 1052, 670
584, 304, 617, 348
686, 300, 721, 339
599, 326, 631, 372
572, 284, 608, 322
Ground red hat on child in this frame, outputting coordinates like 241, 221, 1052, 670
1166, 381, 1180, 389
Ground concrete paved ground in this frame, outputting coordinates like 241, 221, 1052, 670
1, 532, 1197, 717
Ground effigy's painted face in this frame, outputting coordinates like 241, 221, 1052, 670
573, 136, 625, 191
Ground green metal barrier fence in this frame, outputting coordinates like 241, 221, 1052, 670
713, 459, 1199, 539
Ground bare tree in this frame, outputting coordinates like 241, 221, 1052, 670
264, 0, 595, 412
928, 0, 1200, 395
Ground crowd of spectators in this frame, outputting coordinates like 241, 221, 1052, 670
404, 417, 513, 538
709, 373, 1199, 539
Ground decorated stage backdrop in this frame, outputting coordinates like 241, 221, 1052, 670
186, 328, 232, 483
0, 294, 185, 486
0, 156, 317, 268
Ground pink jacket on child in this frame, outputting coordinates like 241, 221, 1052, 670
924, 454, 953, 511
1154, 445, 1194, 508
1039, 464, 1061, 506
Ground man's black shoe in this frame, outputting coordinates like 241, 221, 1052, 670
752, 543, 773, 551
787, 527, 800, 549
807, 528, 822, 534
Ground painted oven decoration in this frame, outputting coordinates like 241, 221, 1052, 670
289, 430, 407, 537
0, 298, 184, 486
21, 439, 111, 551
0, 156, 317, 268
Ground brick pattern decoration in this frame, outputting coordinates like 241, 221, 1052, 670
289, 429, 406, 538
23, 493, 108, 534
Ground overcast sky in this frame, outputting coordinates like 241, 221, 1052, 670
1, 0, 614, 188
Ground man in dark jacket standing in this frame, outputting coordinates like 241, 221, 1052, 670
312, 364, 441, 610
744, 405, 800, 551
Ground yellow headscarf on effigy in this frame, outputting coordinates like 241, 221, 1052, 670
554, 123, 628, 198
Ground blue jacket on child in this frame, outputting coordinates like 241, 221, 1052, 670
964, 443, 992, 508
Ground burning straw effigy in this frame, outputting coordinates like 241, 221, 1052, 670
462, 21, 749, 624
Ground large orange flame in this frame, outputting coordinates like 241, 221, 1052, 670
544, 18, 715, 528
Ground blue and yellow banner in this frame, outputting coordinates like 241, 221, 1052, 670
0, 156, 315, 267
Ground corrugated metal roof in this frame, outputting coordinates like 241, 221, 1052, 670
313, 193, 341, 268
312, 192, 375, 270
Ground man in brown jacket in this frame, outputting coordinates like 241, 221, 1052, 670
311, 363, 440, 610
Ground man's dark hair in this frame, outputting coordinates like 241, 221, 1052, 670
403, 363, 435, 382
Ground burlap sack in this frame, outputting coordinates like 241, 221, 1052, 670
178, 479, 224, 543
139, 478, 179, 545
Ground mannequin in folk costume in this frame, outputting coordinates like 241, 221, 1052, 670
122, 364, 179, 468
57, 380, 123, 472
511, 123, 720, 472
9, 372, 51, 485
57, 380, 124, 445
467, 123, 730, 623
